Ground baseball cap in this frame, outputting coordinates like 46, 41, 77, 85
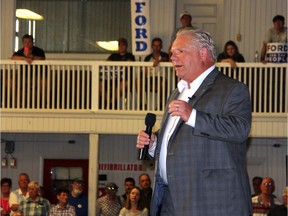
73, 178, 85, 184
105, 182, 118, 191
180, 11, 192, 19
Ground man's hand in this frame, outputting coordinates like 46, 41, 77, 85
136, 130, 155, 149
168, 99, 193, 122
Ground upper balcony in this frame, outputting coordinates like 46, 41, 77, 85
1, 60, 287, 137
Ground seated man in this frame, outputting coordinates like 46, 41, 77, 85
101, 38, 135, 109
144, 38, 170, 109
10, 34, 46, 108
144, 37, 169, 67
11, 34, 45, 63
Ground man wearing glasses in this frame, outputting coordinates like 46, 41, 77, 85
252, 177, 281, 216
68, 178, 88, 216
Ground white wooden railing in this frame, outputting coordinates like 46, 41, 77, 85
0, 60, 287, 113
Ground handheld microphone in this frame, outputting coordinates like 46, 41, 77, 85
138, 113, 156, 160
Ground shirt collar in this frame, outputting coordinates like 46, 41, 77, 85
177, 65, 215, 92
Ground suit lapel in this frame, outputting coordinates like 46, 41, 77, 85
168, 69, 220, 145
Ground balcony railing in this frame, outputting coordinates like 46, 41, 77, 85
1, 60, 287, 113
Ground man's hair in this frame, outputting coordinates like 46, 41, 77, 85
125, 177, 135, 185
138, 173, 150, 181
56, 187, 69, 195
273, 15, 285, 22
1, 177, 12, 187
22, 34, 34, 41
252, 176, 263, 182
152, 37, 163, 45
118, 37, 128, 45
28, 181, 40, 190
176, 29, 217, 62
18, 172, 30, 181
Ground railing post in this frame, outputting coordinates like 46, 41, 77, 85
91, 63, 99, 111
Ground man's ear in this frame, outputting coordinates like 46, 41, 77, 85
199, 48, 208, 60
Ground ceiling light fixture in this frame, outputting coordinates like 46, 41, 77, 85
16, 9, 44, 20
96, 41, 118, 51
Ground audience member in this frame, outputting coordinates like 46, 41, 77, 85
260, 15, 287, 63
136, 29, 252, 215
144, 38, 170, 67
9, 173, 30, 214
269, 186, 288, 216
120, 177, 135, 206
17, 181, 50, 216
144, 37, 170, 109
0, 178, 12, 216
11, 34, 45, 63
217, 40, 245, 69
96, 182, 122, 216
119, 186, 148, 216
138, 173, 152, 213
252, 177, 281, 216
49, 188, 76, 216
102, 38, 135, 108
169, 11, 198, 55
252, 176, 263, 197
68, 178, 88, 216
107, 38, 135, 61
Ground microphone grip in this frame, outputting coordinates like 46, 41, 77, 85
138, 126, 152, 160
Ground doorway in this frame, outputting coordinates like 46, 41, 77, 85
43, 159, 88, 204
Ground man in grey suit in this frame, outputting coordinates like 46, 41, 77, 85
136, 30, 252, 216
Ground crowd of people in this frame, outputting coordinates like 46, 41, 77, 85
0, 172, 154, 216
1, 172, 287, 216
3, 11, 286, 216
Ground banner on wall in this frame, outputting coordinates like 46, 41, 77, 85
131, 0, 151, 56
266, 43, 287, 63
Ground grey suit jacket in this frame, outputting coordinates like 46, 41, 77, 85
150, 68, 252, 216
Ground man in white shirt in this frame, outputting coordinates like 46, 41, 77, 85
9, 173, 30, 214
136, 29, 252, 216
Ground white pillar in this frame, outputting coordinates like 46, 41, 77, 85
88, 134, 99, 216
0, 0, 15, 59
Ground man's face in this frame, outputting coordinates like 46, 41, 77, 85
180, 15, 192, 28
23, 38, 33, 49
28, 186, 38, 199
57, 192, 69, 205
18, 175, 29, 190
139, 175, 151, 190
273, 20, 285, 32
171, 34, 204, 83
118, 42, 128, 54
72, 182, 84, 195
124, 181, 135, 193
152, 41, 162, 54
260, 178, 275, 195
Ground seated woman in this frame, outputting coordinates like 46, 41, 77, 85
217, 40, 245, 69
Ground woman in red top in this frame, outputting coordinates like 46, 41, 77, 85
0, 178, 12, 216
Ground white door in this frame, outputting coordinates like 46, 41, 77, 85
176, 0, 224, 53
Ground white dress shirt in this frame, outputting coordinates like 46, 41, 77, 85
149, 65, 215, 184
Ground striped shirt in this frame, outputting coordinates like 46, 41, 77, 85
49, 203, 76, 216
